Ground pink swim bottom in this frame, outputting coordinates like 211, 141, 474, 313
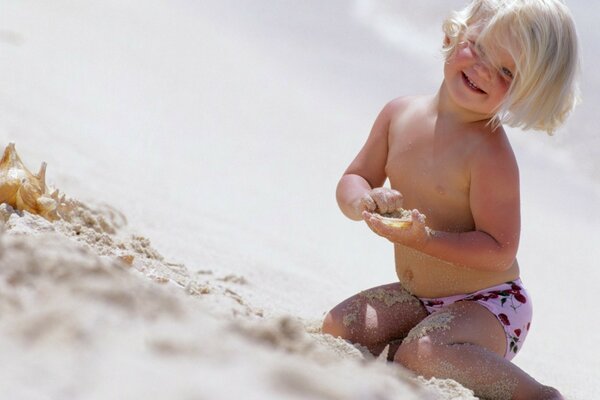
417, 279, 532, 361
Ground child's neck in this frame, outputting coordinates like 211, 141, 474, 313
435, 83, 494, 126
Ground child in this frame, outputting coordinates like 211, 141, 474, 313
322, 0, 579, 399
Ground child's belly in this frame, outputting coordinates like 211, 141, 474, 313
394, 245, 520, 298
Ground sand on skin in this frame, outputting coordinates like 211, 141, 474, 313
0, 1, 598, 399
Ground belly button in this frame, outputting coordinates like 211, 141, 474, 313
403, 269, 414, 282
436, 185, 446, 195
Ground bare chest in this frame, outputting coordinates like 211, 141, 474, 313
384, 127, 475, 231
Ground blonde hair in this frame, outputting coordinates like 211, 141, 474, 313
442, 0, 580, 134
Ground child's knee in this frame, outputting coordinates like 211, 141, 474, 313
322, 311, 346, 339
393, 336, 438, 372
322, 298, 363, 340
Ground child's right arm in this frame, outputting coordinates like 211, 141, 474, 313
336, 99, 406, 221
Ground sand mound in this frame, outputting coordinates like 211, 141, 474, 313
0, 199, 477, 399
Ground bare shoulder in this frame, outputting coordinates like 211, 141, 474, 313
365, 96, 423, 146
476, 125, 517, 163
384, 96, 412, 111
383, 95, 434, 139
469, 124, 519, 185
383, 95, 430, 118
342, 96, 423, 186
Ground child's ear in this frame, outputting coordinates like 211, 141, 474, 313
443, 35, 451, 47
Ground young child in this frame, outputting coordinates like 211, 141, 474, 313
322, 1, 579, 399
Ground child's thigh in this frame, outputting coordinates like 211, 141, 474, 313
397, 301, 507, 360
323, 282, 428, 344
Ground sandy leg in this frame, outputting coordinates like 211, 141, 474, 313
322, 282, 428, 356
394, 301, 563, 400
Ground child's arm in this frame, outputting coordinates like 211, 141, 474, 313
337, 99, 407, 221
364, 139, 521, 272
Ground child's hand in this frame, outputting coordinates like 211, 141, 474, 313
356, 188, 404, 215
362, 209, 430, 249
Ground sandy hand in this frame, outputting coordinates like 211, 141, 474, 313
377, 208, 414, 228
357, 187, 403, 215
362, 209, 430, 249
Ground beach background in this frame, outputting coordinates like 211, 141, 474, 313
0, 0, 598, 399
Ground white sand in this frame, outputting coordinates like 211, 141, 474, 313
0, 1, 598, 399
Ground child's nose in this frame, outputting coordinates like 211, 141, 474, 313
473, 61, 492, 81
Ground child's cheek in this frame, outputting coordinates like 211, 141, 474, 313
492, 75, 511, 97
499, 79, 511, 96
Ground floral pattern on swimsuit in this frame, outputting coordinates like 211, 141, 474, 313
419, 279, 533, 360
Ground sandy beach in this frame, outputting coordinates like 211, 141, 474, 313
0, 1, 598, 399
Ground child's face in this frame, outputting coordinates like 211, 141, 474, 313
443, 27, 516, 117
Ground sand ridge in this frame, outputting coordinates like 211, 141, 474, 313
0, 199, 467, 399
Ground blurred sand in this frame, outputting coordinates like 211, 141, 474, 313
0, 1, 598, 399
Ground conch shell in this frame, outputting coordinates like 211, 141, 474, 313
0, 143, 62, 220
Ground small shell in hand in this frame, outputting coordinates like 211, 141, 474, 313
0, 143, 61, 220
377, 209, 413, 228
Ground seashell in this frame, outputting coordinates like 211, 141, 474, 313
377, 209, 413, 229
0, 143, 62, 220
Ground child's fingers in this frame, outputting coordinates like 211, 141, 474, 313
393, 192, 404, 211
363, 212, 395, 239
388, 189, 403, 211
362, 212, 382, 232
362, 211, 377, 225
364, 210, 429, 246
372, 196, 389, 214
374, 190, 402, 214
411, 209, 426, 224
359, 195, 377, 212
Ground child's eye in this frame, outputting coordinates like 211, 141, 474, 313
501, 67, 514, 80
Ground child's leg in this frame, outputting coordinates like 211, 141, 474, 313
394, 301, 562, 400
322, 282, 428, 357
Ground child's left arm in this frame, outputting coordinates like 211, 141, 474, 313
364, 143, 521, 272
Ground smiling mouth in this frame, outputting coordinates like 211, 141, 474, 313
462, 72, 487, 94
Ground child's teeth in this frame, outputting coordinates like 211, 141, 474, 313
467, 76, 479, 89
